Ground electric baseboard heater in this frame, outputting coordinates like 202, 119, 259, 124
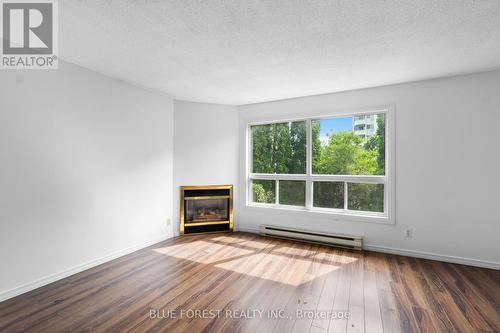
260, 225, 362, 250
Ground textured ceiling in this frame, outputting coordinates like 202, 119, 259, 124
60, 0, 500, 105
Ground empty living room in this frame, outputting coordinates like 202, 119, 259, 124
1, 1, 499, 332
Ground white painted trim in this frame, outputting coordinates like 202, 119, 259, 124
306, 119, 313, 210
246, 106, 390, 126
235, 226, 499, 270
244, 203, 391, 224
0, 233, 175, 303
250, 174, 385, 182
364, 244, 500, 270
385, 105, 396, 223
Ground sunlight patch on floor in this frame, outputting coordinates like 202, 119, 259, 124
215, 252, 341, 286
153, 240, 253, 264
209, 235, 272, 250
153, 237, 359, 286
271, 245, 358, 263
273, 246, 315, 256
313, 251, 359, 264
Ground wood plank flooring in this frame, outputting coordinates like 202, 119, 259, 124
0, 232, 498, 333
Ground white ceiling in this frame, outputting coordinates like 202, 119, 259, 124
60, 0, 500, 105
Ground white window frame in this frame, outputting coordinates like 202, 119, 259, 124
245, 106, 395, 224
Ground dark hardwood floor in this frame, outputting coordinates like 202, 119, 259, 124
0, 232, 498, 333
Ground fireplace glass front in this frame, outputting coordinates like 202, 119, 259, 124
185, 198, 229, 223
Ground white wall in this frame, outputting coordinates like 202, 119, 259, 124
0, 61, 175, 300
238, 70, 500, 268
173, 101, 239, 235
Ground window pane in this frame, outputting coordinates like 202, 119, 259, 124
313, 182, 344, 209
251, 121, 306, 174
312, 113, 385, 175
279, 180, 305, 206
347, 183, 384, 213
251, 180, 276, 204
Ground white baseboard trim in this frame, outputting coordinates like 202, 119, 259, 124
363, 244, 499, 270
235, 226, 498, 270
0, 233, 174, 303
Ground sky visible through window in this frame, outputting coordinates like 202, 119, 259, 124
319, 117, 353, 144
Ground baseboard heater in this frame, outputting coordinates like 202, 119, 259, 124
259, 225, 362, 250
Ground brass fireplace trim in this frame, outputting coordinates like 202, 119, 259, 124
184, 195, 230, 201
180, 185, 233, 235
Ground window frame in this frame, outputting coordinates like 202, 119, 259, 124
246, 106, 395, 224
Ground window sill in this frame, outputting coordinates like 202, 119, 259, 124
245, 203, 394, 225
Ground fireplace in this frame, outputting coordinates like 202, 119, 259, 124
180, 185, 233, 234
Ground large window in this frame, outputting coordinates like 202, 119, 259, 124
248, 109, 392, 221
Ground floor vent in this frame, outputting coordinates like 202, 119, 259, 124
260, 225, 362, 250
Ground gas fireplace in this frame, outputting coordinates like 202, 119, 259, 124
180, 185, 233, 234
